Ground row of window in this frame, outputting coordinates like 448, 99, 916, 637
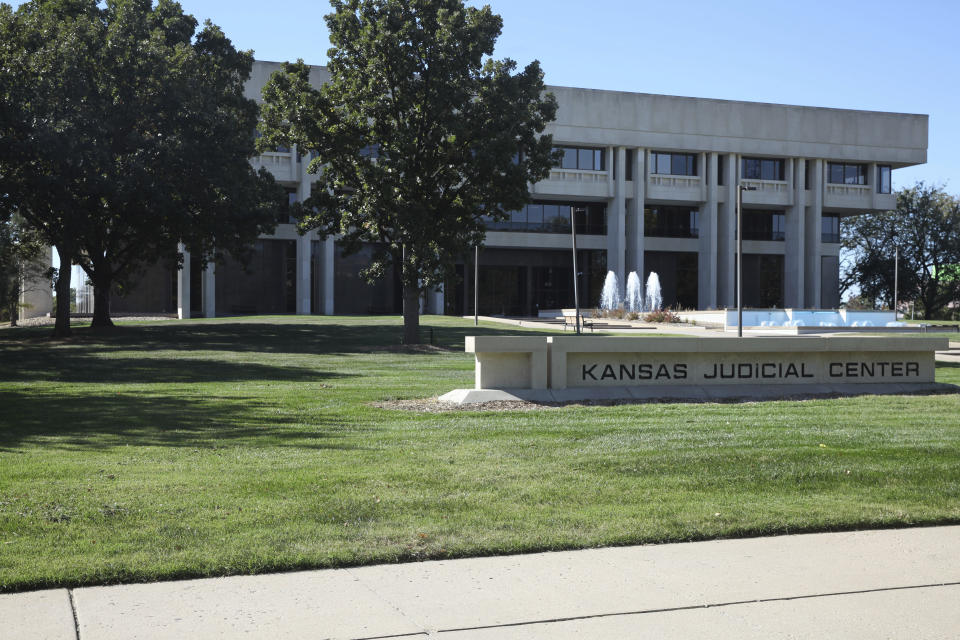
548, 146, 893, 194
642, 208, 842, 244
471, 200, 847, 246
485, 201, 607, 235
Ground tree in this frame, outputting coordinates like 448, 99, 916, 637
257, 0, 558, 343
842, 183, 960, 318
0, 0, 283, 336
0, 215, 48, 326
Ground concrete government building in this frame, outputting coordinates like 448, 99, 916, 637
104, 60, 928, 320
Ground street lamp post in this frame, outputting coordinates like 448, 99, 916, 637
737, 183, 757, 338
474, 245, 479, 326
571, 208, 581, 334
893, 245, 898, 320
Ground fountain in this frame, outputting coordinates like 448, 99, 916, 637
645, 272, 662, 312
599, 271, 621, 311
625, 271, 643, 312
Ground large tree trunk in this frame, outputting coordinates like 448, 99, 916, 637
402, 282, 421, 345
90, 269, 114, 328
91, 282, 114, 328
8, 299, 17, 327
53, 250, 72, 337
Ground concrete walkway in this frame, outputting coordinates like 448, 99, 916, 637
4, 526, 959, 639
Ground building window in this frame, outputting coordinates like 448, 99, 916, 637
717, 155, 724, 186
555, 146, 605, 171
487, 201, 606, 235
877, 165, 891, 194
650, 151, 697, 176
742, 210, 785, 241
742, 157, 785, 181
828, 162, 867, 185
822, 214, 841, 243
279, 188, 299, 224
644, 206, 699, 238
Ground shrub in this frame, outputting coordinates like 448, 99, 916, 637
644, 309, 681, 323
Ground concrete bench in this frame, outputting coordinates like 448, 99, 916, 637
466, 336, 548, 390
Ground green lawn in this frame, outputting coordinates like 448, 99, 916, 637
2, 315, 959, 592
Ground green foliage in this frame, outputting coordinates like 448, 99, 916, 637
643, 309, 681, 323
842, 183, 960, 319
0, 0, 283, 333
257, 0, 558, 341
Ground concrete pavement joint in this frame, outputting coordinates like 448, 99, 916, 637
345, 567, 435, 638
350, 632, 430, 639
430, 580, 960, 635
68, 588, 81, 640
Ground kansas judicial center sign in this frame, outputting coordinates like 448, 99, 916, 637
439, 335, 950, 404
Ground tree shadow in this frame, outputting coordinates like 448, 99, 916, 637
0, 351, 348, 384
0, 388, 369, 452
1, 318, 556, 356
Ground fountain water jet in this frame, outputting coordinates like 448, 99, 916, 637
645, 272, 662, 312
599, 271, 621, 311
625, 271, 643, 312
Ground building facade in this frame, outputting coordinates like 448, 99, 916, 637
117, 61, 930, 319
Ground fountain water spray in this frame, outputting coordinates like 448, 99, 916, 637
625, 271, 643, 312
599, 271, 621, 311
645, 272, 662, 312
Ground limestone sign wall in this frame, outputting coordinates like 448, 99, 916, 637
453, 336, 948, 403
548, 337, 938, 389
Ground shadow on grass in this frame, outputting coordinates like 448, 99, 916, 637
0, 388, 368, 452
0, 318, 556, 356
0, 352, 348, 384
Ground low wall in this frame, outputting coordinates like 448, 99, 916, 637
723, 309, 896, 329
444, 335, 951, 403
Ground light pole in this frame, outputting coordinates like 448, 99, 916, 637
474, 245, 479, 326
571, 207, 581, 334
893, 245, 898, 320
736, 183, 757, 338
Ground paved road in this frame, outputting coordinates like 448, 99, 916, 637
3, 526, 959, 639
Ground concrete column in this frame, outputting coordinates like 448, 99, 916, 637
428, 285, 444, 316
202, 260, 216, 318
322, 236, 335, 314
717, 153, 738, 308
177, 243, 190, 319
607, 146, 627, 284
698, 152, 719, 309
699, 152, 708, 203
295, 235, 311, 314
784, 158, 805, 308
804, 159, 824, 308
627, 148, 646, 280
295, 168, 312, 315
868, 162, 878, 209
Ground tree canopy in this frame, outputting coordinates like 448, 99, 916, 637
257, 0, 558, 343
842, 183, 960, 318
0, 0, 283, 335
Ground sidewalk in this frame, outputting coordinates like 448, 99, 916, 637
3, 526, 959, 639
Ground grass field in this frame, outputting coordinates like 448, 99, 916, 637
1, 315, 959, 592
